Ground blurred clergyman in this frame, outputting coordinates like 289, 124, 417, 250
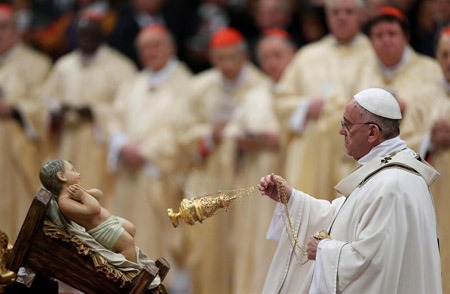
41, 11, 136, 204
0, 4, 52, 242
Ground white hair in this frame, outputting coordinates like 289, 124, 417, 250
325, 0, 365, 10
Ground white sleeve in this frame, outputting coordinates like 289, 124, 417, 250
310, 239, 332, 294
107, 133, 128, 173
289, 100, 310, 134
266, 189, 297, 242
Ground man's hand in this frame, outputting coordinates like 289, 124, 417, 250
212, 120, 228, 144
259, 174, 292, 202
307, 237, 320, 260
431, 119, 450, 148
306, 99, 325, 121
67, 184, 84, 201
120, 143, 145, 170
237, 133, 280, 152
0, 99, 12, 119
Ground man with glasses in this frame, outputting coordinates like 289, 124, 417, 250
259, 88, 442, 293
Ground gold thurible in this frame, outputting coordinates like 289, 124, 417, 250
168, 186, 259, 228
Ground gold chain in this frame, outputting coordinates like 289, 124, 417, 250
274, 176, 309, 264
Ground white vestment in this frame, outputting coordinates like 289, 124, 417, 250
264, 137, 442, 294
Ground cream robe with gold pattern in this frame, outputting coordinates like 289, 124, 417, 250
276, 34, 375, 201
41, 46, 136, 206
107, 62, 192, 280
0, 43, 51, 242
181, 64, 268, 294
224, 83, 280, 294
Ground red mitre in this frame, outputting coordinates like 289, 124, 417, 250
0, 4, 15, 16
80, 10, 105, 23
376, 6, 406, 22
263, 29, 291, 40
209, 27, 244, 48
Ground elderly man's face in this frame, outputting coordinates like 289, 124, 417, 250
326, 0, 362, 43
138, 31, 174, 72
210, 44, 247, 80
257, 37, 294, 82
437, 34, 450, 82
370, 21, 407, 67
0, 13, 18, 55
339, 99, 373, 160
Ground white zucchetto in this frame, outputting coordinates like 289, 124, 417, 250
354, 88, 402, 119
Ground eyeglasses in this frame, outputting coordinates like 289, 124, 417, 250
340, 120, 382, 133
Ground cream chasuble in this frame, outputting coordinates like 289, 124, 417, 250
107, 61, 192, 288
181, 64, 268, 294
276, 34, 375, 202
224, 83, 280, 294
263, 137, 442, 294
41, 46, 136, 206
0, 43, 51, 242
420, 84, 450, 294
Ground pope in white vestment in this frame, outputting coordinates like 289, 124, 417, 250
261, 88, 442, 294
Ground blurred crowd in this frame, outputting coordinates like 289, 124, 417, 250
0, 0, 450, 293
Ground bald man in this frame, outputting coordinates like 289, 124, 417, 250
106, 24, 192, 291
41, 14, 136, 207
260, 88, 441, 293
275, 0, 376, 203
0, 4, 52, 241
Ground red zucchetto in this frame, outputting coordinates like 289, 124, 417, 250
375, 6, 406, 22
263, 29, 291, 40
209, 27, 244, 49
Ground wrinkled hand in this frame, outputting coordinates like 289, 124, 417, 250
67, 184, 84, 201
307, 237, 320, 260
120, 143, 145, 170
259, 174, 292, 202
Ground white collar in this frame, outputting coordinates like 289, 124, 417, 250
358, 136, 414, 165
145, 57, 177, 88
378, 46, 410, 79
221, 64, 249, 92
331, 33, 362, 47
79, 45, 106, 65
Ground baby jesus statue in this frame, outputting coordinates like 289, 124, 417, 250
39, 159, 137, 262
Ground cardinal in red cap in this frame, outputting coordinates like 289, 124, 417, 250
257, 29, 295, 82
208, 27, 249, 80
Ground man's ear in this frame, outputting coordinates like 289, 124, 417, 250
56, 171, 67, 182
367, 124, 381, 144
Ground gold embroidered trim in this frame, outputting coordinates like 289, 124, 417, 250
43, 221, 137, 288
